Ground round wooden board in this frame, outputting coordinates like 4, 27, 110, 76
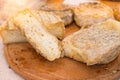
4, 23, 120, 80
4, 0, 120, 80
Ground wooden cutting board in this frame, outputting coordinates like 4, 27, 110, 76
5, 23, 120, 80
4, 0, 120, 80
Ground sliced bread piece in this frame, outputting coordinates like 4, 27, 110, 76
13, 9, 62, 61
63, 19, 120, 65
32, 10, 65, 39
40, 3, 73, 26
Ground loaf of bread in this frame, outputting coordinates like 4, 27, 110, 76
12, 9, 63, 61
63, 19, 120, 65
73, 2, 114, 28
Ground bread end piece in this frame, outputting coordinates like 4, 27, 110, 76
63, 19, 120, 65
13, 9, 63, 61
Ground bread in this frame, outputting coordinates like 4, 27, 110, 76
63, 19, 120, 65
1, 30, 27, 43
0, 9, 65, 43
40, 3, 73, 26
32, 10, 65, 39
0, 17, 27, 43
12, 9, 63, 61
73, 2, 114, 28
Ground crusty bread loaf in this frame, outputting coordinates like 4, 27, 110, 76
40, 3, 73, 26
73, 2, 114, 28
13, 9, 63, 61
63, 19, 120, 65
0, 9, 65, 44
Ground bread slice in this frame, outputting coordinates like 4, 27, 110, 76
0, 9, 65, 44
12, 9, 62, 61
32, 10, 65, 39
63, 19, 120, 65
1, 30, 27, 43
0, 18, 27, 43
73, 2, 114, 28
40, 3, 73, 26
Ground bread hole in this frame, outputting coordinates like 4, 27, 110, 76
41, 34, 44, 36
